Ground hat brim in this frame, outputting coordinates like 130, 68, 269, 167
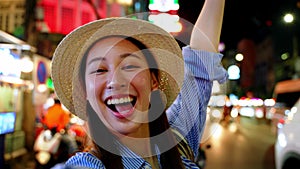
51, 18, 184, 120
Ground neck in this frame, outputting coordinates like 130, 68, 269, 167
117, 123, 153, 157
144, 156, 160, 169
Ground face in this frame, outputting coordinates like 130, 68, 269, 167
85, 37, 158, 138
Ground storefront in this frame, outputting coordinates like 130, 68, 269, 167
0, 30, 51, 167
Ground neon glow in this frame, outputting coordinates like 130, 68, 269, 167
149, 0, 179, 12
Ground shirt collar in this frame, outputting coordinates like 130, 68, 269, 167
116, 141, 161, 169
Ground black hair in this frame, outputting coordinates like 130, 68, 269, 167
54, 99, 61, 104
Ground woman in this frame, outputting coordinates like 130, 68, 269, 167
51, 0, 227, 168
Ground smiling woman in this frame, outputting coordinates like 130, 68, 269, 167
85, 36, 160, 133
50, 0, 228, 168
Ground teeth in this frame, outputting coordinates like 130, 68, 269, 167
107, 96, 133, 105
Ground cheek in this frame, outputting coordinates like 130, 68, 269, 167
136, 76, 148, 84
131, 72, 152, 92
85, 76, 103, 100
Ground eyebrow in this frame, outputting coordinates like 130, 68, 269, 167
87, 53, 142, 66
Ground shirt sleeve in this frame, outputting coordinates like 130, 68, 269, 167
167, 46, 228, 158
65, 152, 105, 169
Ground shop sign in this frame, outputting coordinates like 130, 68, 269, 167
148, 0, 179, 12
0, 48, 21, 78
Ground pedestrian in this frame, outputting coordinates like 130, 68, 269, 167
38, 98, 79, 165
50, 0, 227, 168
43, 98, 70, 133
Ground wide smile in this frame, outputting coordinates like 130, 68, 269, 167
104, 95, 137, 118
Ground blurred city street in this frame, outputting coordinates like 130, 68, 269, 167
2, 116, 277, 169
203, 116, 276, 169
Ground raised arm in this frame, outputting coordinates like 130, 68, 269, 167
190, 0, 225, 52
167, 0, 227, 157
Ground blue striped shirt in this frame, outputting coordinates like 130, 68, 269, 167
63, 46, 228, 169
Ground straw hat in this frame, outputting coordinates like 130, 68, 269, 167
51, 17, 184, 121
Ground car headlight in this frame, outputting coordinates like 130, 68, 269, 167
277, 133, 287, 148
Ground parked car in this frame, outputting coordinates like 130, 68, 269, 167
271, 79, 300, 132
274, 79, 300, 169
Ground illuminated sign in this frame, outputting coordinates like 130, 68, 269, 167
46, 77, 54, 89
148, 13, 182, 33
37, 61, 47, 84
0, 112, 16, 135
0, 48, 21, 78
149, 0, 179, 12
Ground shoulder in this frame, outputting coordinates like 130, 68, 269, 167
181, 156, 201, 169
171, 129, 194, 162
65, 152, 105, 169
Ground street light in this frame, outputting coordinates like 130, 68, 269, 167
283, 13, 300, 78
283, 13, 294, 23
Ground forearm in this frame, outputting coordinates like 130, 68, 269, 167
190, 0, 225, 52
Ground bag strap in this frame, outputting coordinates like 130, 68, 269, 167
171, 129, 194, 161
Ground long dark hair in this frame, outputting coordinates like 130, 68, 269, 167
82, 36, 184, 169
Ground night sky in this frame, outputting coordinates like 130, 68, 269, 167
178, 0, 300, 53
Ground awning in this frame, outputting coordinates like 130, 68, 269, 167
0, 30, 36, 52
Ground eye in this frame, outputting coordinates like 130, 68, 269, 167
90, 68, 107, 75
122, 65, 140, 71
97, 68, 107, 73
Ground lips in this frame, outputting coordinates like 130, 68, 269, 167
105, 95, 137, 118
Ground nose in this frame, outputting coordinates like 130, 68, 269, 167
106, 70, 126, 90
107, 81, 126, 90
